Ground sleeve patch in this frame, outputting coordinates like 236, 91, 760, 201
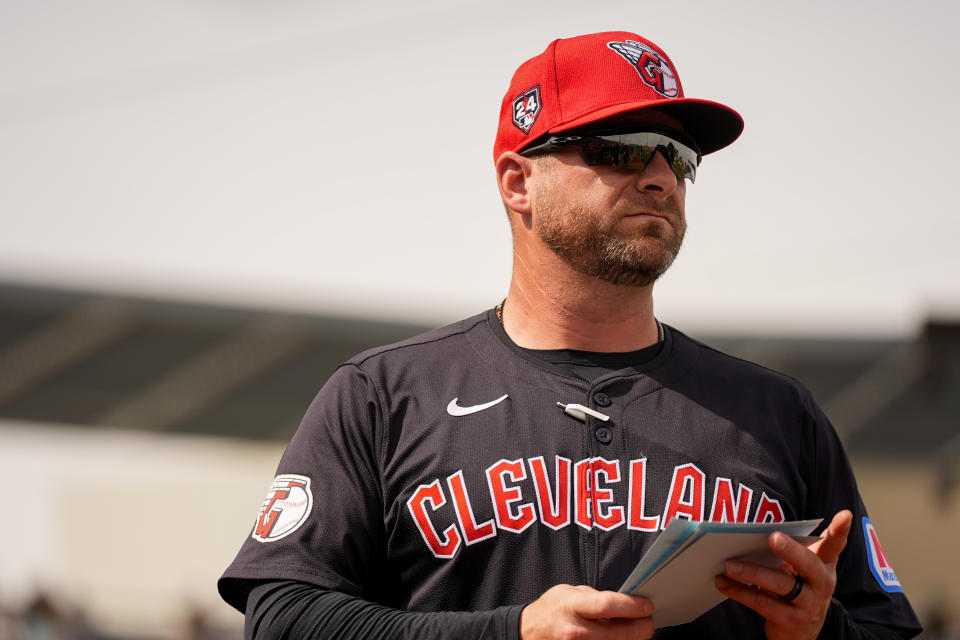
862, 517, 903, 593
252, 474, 313, 542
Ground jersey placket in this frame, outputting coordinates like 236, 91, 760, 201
581, 384, 621, 588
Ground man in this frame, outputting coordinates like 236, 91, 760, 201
219, 31, 922, 639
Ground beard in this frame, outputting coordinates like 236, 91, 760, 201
534, 197, 686, 287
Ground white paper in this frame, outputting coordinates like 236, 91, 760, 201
619, 519, 821, 627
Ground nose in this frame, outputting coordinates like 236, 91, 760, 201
635, 150, 681, 196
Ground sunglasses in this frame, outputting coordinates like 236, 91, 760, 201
520, 130, 701, 183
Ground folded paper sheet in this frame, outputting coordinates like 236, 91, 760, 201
619, 519, 822, 626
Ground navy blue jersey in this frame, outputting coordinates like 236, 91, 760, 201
219, 310, 920, 635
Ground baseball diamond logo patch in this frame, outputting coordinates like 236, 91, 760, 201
607, 40, 679, 98
512, 85, 542, 133
862, 517, 903, 592
252, 474, 313, 543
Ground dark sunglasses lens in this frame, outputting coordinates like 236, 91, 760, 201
578, 140, 639, 166
579, 141, 695, 182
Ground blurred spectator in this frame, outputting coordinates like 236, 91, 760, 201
19, 592, 66, 640
918, 601, 959, 640
176, 607, 233, 640
8, 591, 113, 640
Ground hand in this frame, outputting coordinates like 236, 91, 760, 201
714, 510, 853, 640
519, 584, 655, 639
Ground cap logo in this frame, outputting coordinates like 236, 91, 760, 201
512, 85, 542, 134
607, 40, 679, 98
252, 474, 313, 542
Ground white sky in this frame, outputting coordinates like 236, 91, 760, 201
1, 0, 958, 337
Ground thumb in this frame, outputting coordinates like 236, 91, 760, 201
815, 510, 853, 564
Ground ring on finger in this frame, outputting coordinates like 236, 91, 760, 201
778, 574, 804, 602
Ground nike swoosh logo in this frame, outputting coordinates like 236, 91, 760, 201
446, 394, 509, 416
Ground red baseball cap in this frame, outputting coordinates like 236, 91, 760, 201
494, 31, 743, 161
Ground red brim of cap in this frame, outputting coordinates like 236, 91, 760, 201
547, 98, 744, 156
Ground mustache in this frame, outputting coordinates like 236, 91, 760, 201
621, 198, 683, 219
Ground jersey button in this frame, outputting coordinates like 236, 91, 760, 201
595, 426, 613, 444
593, 392, 612, 407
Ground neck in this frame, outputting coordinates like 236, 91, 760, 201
501, 251, 660, 351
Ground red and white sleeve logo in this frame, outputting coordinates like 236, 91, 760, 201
252, 474, 313, 543
862, 517, 903, 592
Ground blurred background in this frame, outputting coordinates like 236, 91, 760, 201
1, 0, 957, 638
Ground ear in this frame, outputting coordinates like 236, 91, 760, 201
495, 151, 535, 216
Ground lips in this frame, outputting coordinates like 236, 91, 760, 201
627, 211, 671, 222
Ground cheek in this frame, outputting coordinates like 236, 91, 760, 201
672, 184, 687, 220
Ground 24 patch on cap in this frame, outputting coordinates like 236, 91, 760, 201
512, 85, 542, 133
863, 517, 903, 593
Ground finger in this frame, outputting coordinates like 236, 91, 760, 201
768, 532, 827, 584
767, 531, 832, 590
572, 589, 654, 620
715, 575, 801, 623
814, 510, 853, 565
724, 559, 799, 598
